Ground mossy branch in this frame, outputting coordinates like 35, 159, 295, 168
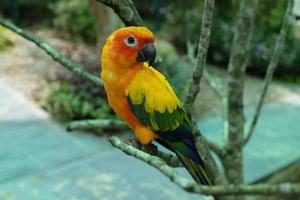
244, 0, 294, 145
67, 119, 181, 167
0, 17, 103, 87
133, 140, 183, 168
110, 136, 300, 196
67, 119, 127, 132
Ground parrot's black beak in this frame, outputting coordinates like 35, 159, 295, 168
136, 43, 156, 66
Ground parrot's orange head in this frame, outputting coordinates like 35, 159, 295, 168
101, 26, 156, 69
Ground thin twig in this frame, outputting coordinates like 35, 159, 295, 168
185, 0, 215, 115
180, 0, 226, 185
185, 33, 226, 161
110, 136, 300, 196
0, 17, 103, 87
67, 119, 127, 132
185, 42, 224, 99
244, 0, 294, 145
253, 159, 300, 184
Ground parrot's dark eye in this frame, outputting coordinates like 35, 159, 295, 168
124, 35, 138, 47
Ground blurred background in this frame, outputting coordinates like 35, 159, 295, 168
0, 0, 299, 200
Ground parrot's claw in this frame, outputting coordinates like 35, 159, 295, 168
126, 138, 142, 149
126, 138, 158, 155
141, 143, 158, 155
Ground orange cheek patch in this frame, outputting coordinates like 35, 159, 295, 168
115, 47, 138, 66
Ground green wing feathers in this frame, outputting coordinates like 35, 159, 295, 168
127, 97, 187, 131
125, 67, 213, 188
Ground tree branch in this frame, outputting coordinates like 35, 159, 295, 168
180, 0, 226, 185
244, 0, 294, 145
185, 42, 225, 100
0, 17, 103, 87
109, 136, 300, 196
150, 145, 183, 168
253, 159, 300, 184
224, 0, 257, 187
67, 119, 127, 132
67, 119, 182, 167
185, 0, 215, 115
95, 0, 143, 26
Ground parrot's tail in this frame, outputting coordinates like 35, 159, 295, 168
175, 151, 221, 200
155, 132, 220, 199
175, 151, 211, 185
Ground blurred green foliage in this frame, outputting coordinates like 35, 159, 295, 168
49, 0, 96, 43
151, 0, 300, 76
0, 26, 13, 50
0, 0, 55, 25
1, 0, 96, 43
42, 82, 111, 122
3, 1, 299, 76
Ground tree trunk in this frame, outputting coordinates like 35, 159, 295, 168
222, 0, 257, 199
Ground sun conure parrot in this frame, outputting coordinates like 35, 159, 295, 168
101, 27, 213, 187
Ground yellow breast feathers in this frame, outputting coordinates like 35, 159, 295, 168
125, 65, 182, 114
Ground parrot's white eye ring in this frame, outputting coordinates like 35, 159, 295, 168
124, 35, 138, 47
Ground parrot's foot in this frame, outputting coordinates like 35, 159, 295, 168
126, 138, 158, 155
126, 138, 142, 149
141, 143, 158, 155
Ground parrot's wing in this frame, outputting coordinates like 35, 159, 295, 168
125, 67, 211, 186
125, 67, 188, 132
125, 67, 201, 163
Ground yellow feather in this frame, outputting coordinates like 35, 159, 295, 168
125, 63, 181, 114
